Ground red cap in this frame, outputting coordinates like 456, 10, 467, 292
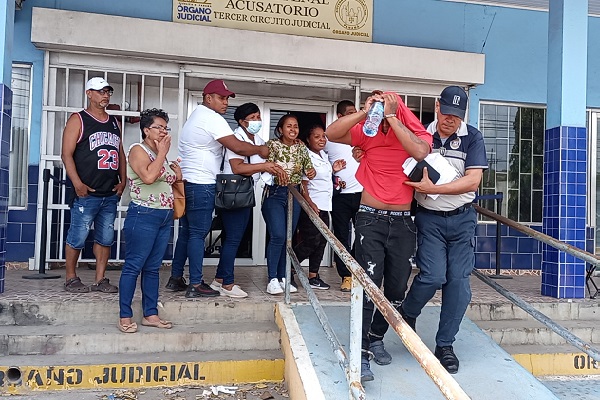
203, 79, 235, 98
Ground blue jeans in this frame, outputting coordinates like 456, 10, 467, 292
119, 203, 173, 318
215, 207, 252, 285
171, 182, 215, 285
66, 194, 119, 248
261, 185, 301, 281
402, 207, 477, 347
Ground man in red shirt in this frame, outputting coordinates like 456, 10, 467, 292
326, 92, 432, 382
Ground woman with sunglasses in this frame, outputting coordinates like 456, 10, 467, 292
118, 108, 181, 333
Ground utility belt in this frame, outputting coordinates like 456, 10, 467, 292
417, 203, 472, 217
358, 204, 412, 217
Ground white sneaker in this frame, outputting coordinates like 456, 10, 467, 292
209, 280, 222, 292
267, 278, 284, 295
280, 278, 298, 293
220, 284, 248, 298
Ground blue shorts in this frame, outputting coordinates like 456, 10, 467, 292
66, 194, 119, 249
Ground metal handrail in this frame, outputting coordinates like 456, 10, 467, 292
473, 204, 600, 363
285, 187, 470, 400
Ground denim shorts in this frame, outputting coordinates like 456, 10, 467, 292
66, 194, 119, 249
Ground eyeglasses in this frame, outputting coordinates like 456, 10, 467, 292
95, 89, 114, 96
149, 125, 171, 132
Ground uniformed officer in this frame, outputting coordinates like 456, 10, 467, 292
402, 86, 488, 374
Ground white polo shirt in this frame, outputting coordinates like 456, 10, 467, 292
178, 104, 234, 184
303, 149, 333, 211
323, 140, 363, 194
224, 126, 266, 182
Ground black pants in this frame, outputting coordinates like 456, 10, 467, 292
355, 211, 416, 350
294, 210, 330, 274
331, 192, 362, 278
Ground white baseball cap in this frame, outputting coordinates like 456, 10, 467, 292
85, 77, 114, 91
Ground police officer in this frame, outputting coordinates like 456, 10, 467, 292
401, 86, 487, 374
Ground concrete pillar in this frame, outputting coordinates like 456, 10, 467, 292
542, 0, 588, 298
0, 1, 15, 293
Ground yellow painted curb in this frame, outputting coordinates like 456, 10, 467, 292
0, 359, 284, 394
513, 353, 600, 376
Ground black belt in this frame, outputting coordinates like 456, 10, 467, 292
359, 204, 411, 217
417, 203, 472, 217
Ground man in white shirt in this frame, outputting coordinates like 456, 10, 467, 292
324, 100, 363, 291
166, 80, 269, 298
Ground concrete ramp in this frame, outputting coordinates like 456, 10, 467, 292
289, 304, 559, 400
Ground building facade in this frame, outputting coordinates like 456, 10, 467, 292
0, 0, 597, 298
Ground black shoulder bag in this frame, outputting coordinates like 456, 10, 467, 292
215, 152, 256, 210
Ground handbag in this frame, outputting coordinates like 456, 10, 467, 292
172, 180, 186, 219
215, 153, 255, 210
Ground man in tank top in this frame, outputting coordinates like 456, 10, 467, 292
61, 77, 126, 293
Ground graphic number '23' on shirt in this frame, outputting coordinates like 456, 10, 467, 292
73, 110, 122, 197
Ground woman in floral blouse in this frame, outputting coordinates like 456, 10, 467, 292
262, 114, 316, 295
118, 108, 182, 333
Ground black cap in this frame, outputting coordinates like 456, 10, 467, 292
439, 86, 468, 120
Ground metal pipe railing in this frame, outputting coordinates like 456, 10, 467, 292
286, 186, 470, 400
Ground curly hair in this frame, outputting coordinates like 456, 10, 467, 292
140, 108, 169, 139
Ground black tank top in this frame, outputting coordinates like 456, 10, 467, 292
72, 110, 122, 197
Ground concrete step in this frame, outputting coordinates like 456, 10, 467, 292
1, 322, 280, 356
466, 302, 600, 322
0, 350, 285, 393
0, 300, 275, 326
475, 318, 600, 346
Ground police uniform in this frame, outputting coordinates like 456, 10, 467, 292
402, 119, 487, 349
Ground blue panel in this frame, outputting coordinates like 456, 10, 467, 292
5, 242, 34, 262
475, 252, 491, 269
6, 222, 20, 241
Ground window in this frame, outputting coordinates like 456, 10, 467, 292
480, 103, 545, 223
9, 64, 32, 208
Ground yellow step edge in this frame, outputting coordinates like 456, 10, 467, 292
512, 353, 600, 376
0, 359, 284, 394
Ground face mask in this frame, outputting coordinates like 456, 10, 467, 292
246, 120, 262, 134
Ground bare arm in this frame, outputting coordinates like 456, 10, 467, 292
382, 94, 430, 161
326, 97, 377, 145
114, 120, 127, 195
405, 168, 483, 195
61, 114, 94, 197
128, 138, 171, 185
218, 135, 269, 158
301, 179, 319, 213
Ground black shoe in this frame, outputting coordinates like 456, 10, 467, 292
185, 281, 221, 298
400, 306, 416, 331
369, 340, 392, 365
360, 351, 374, 382
434, 346, 459, 374
309, 275, 330, 290
165, 276, 188, 292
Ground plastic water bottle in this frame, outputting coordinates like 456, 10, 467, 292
363, 101, 384, 137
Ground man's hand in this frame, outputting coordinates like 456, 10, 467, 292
382, 93, 399, 116
113, 181, 126, 196
404, 167, 436, 194
352, 146, 365, 162
257, 145, 269, 159
332, 159, 346, 173
305, 168, 316, 180
363, 93, 383, 115
74, 181, 95, 197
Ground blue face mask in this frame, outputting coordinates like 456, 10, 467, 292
246, 120, 262, 134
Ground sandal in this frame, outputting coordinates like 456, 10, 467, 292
90, 277, 118, 293
64, 277, 90, 293
141, 317, 172, 329
118, 321, 138, 334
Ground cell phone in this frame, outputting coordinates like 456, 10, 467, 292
408, 160, 440, 184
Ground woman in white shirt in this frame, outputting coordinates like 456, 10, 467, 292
209, 103, 285, 298
294, 123, 346, 290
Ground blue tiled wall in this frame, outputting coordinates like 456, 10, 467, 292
0, 83, 12, 293
6, 164, 38, 261
475, 223, 542, 271
541, 126, 587, 299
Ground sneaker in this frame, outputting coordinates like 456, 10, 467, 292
165, 276, 188, 292
209, 279, 222, 292
90, 277, 118, 293
309, 275, 330, 290
361, 351, 374, 382
280, 278, 298, 293
369, 340, 392, 365
340, 276, 352, 292
220, 284, 248, 298
185, 281, 221, 298
267, 278, 284, 295
434, 345, 459, 374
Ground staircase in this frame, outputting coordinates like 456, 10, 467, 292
0, 298, 284, 394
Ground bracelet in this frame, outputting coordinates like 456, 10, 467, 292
361, 109, 368, 115
384, 114, 396, 119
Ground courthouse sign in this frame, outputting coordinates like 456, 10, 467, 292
173, 0, 373, 42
